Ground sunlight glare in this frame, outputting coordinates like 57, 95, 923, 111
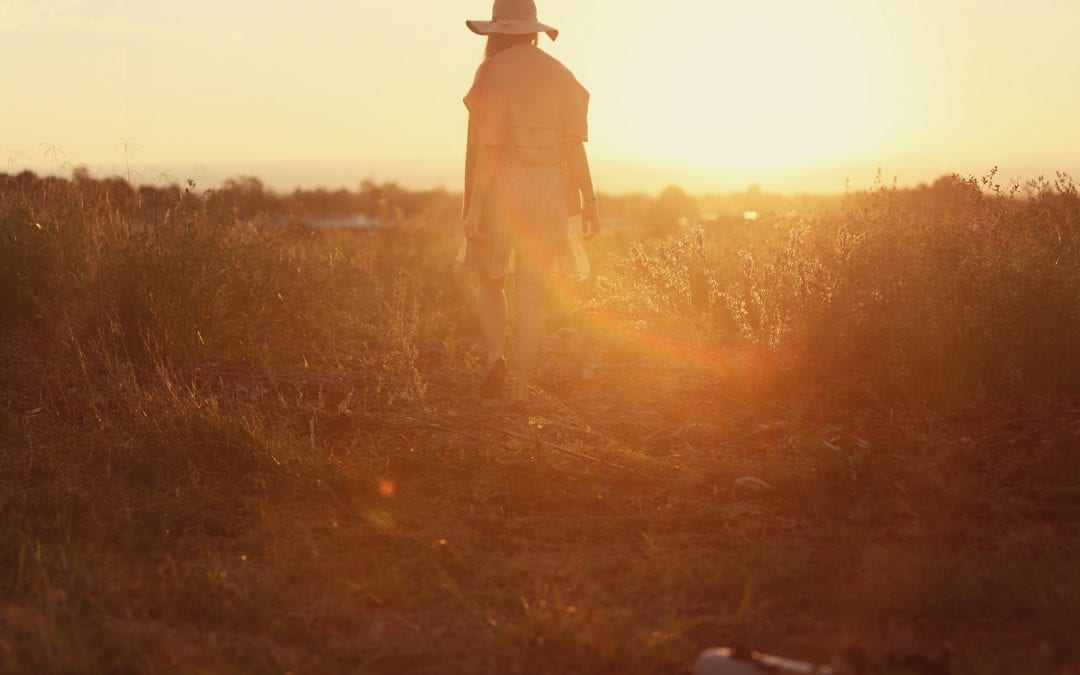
606, 0, 883, 169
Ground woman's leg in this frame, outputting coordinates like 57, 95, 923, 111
477, 277, 507, 366
512, 270, 548, 402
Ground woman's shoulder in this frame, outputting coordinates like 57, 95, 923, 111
469, 59, 491, 86
502, 46, 585, 96
511, 44, 575, 76
466, 45, 586, 109
464, 59, 493, 107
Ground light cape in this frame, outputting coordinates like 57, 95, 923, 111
462, 44, 589, 220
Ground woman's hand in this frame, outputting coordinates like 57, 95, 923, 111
463, 209, 485, 243
581, 198, 601, 241
564, 142, 599, 240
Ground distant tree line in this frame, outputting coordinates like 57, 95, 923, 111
1, 167, 995, 233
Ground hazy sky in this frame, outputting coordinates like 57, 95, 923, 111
3, 0, 1079, 193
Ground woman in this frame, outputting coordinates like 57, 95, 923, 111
460, 0, 601, 410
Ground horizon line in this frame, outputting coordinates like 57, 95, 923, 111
6, 158, 1077, 198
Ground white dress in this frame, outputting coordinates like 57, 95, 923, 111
457, 145, 590, 282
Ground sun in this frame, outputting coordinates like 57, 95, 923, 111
598, 0, 885, 170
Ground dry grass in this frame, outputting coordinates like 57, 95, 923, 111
1, 170, 1079, 674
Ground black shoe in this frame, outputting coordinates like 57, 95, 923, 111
478, 357, 506, 399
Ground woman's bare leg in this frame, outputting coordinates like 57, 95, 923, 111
513, 276, 546, 402
477, 278, 507, 366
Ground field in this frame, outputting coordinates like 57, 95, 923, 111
2, 169, 1080, 674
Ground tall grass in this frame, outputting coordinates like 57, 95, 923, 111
2, 169, 1079, 673
591, 171, 1080, 408
1, 172, 450, 669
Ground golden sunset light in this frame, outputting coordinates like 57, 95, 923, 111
4, 0, 1079, 191
5, 1, 1080, 672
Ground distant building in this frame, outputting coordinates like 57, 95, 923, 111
308, 214, 379, 229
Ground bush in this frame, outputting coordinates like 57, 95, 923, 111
591, 171, 1080, 409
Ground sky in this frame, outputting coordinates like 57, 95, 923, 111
2, 0, 1079, 194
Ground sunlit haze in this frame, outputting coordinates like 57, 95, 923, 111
4, 0, 1079, 193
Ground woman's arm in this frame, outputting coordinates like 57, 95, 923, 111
563, 140, 600, 240
462, 125, 478, 222
462, 128, 497, 240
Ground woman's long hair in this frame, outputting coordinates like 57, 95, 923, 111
484, 33, 538, 61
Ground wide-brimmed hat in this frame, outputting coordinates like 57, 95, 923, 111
466, 0, 558, 41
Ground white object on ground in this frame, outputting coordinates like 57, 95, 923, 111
695, 647, 835, 675
733, 476, 775, 492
